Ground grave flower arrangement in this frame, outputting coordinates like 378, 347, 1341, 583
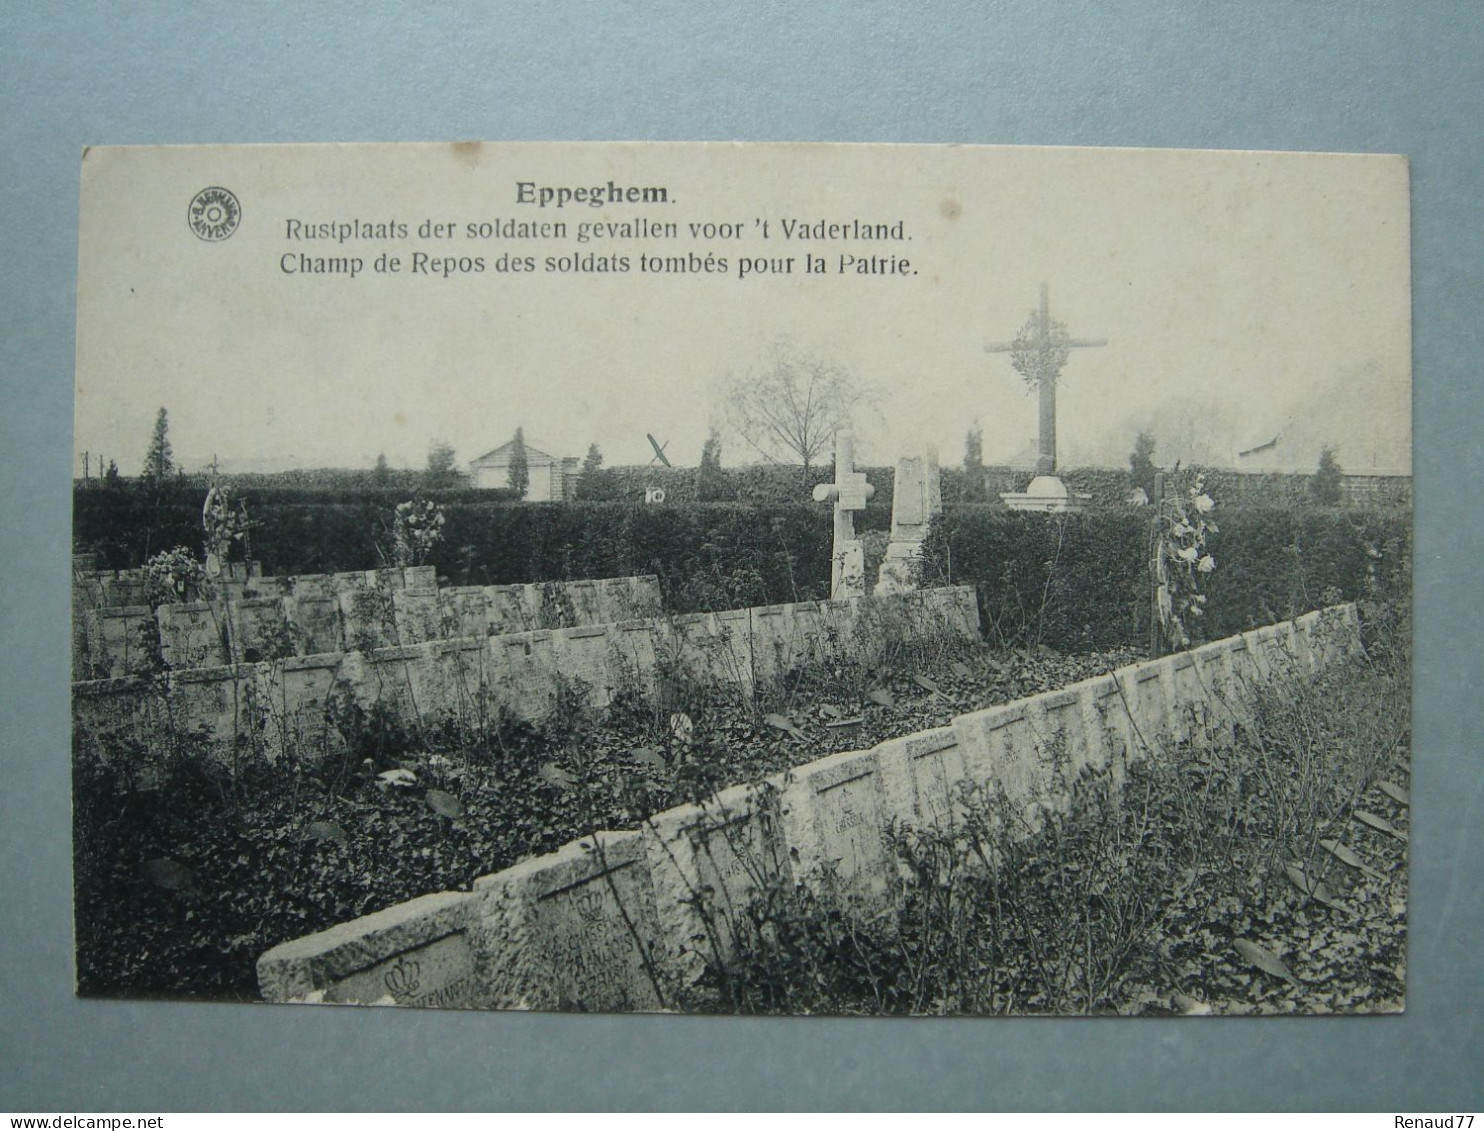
1154, 472, 1217, 650
391, 499, 446, 567
201, 485, 251, 575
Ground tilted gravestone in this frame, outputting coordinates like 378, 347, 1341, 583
471, 832, 666, 1012
643, 778, 791, 978
778, 747, 892, 905
876, 727, 964, 831
257, 890, 481, 1008
952, 700, 1047, 826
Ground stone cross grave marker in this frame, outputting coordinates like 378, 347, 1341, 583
811, 432, 874, 599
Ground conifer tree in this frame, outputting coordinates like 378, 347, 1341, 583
697, 428, 727, 501
1311, 446, 1344, 505
143, 407, 173, 483
963, 425, 985, 500
508, 428, 530, 498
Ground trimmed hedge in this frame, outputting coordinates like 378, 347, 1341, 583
74, 489, 838, 612
921, 506, 1410, 650
75, 485, 1409, 640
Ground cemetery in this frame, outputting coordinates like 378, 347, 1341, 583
69, 298, 1411, 1016
70, 427, 1410, 1015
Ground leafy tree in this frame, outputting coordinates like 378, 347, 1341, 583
696, 428, 729, 501
143, 407, 173, 483
508, 427, 529, 498
1129, 431, 1158, 498
723, 340, 876, 479
581, 443, 603, 476
425, 441, 458, 489
102, 459, 122, 489
374, 452, 391, 487
963, 424, 985, 500
1312, 446, 1344, 505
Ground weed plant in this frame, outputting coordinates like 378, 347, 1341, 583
681, 609, 1409, 1016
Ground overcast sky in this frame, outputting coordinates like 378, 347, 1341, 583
75, 142, 1411, 478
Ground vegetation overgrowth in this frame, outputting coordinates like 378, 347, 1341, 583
681, 606, 1410, 1016
72, 629, 1135, 1000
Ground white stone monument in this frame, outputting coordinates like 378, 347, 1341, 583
876, 445, 943, 595
812, 432, 874, 599
998, 474, 1089, 514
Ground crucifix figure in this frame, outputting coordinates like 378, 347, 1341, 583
985, 283, 1107, 476
811, 432, 874, 599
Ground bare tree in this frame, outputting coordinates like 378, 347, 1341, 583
723, 342, 875, 477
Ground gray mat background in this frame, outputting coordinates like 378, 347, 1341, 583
2, 1, 1480, 1112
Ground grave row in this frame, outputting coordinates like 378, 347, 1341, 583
72, 563, 663, 679
256, 603, 1363, 1012
72, 586, 982, 769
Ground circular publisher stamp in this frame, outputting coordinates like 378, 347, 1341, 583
187, 186, 241, 241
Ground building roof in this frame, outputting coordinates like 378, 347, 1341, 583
469, 439, 559, 466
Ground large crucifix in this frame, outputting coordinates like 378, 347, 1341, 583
985, 283, 1107, 476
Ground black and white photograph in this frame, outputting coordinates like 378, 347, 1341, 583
70, 140, 1412, 1017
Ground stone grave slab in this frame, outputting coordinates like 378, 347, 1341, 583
72, 677, 150, 770
1191, 641, 1241, 735
288, 594, 344, 655
472, 831, 665, 1012
261, 654, 347, 762
1077, 674, 1129, 780
485, 584, 537, 634
157, 602, 229, 669
101, 575, 149, 607
361, 645, 435, 720
1030, 686, 1091, 779
392, 587, 443, 644
556, 625, 615, 705
875, 727, 965, 830
84, 605, 154, 679
876, 447, 943, 595
287, 574, 334, 600
952, 702, 1044, 821
439, 587, 493, 639
1119, 661, 1172, 758
1164, 651, 1205, 742
643, 778, 790, 978
610, 620, 662, 698
257, 890, 480, 1008
167, 664, 260, 761
430, 638, 492, 723
338, 586, 396, 652
228, 596, 292, 663
779, 748, 891, 903
711, 608, 757, 688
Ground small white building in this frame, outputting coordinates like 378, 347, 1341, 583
467, 439, 578, 501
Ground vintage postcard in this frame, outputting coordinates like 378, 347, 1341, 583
72, 142, 1411, 1015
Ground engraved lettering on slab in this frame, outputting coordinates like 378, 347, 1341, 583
322, 931, 476, 1008
910, 744, 954, 826
815, 769, 883, 884
532, 861, 655, 1009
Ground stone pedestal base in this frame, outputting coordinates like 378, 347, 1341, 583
1000, 475, 1090, 514
832, 540, 867, 599
875, 540, 923, 596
